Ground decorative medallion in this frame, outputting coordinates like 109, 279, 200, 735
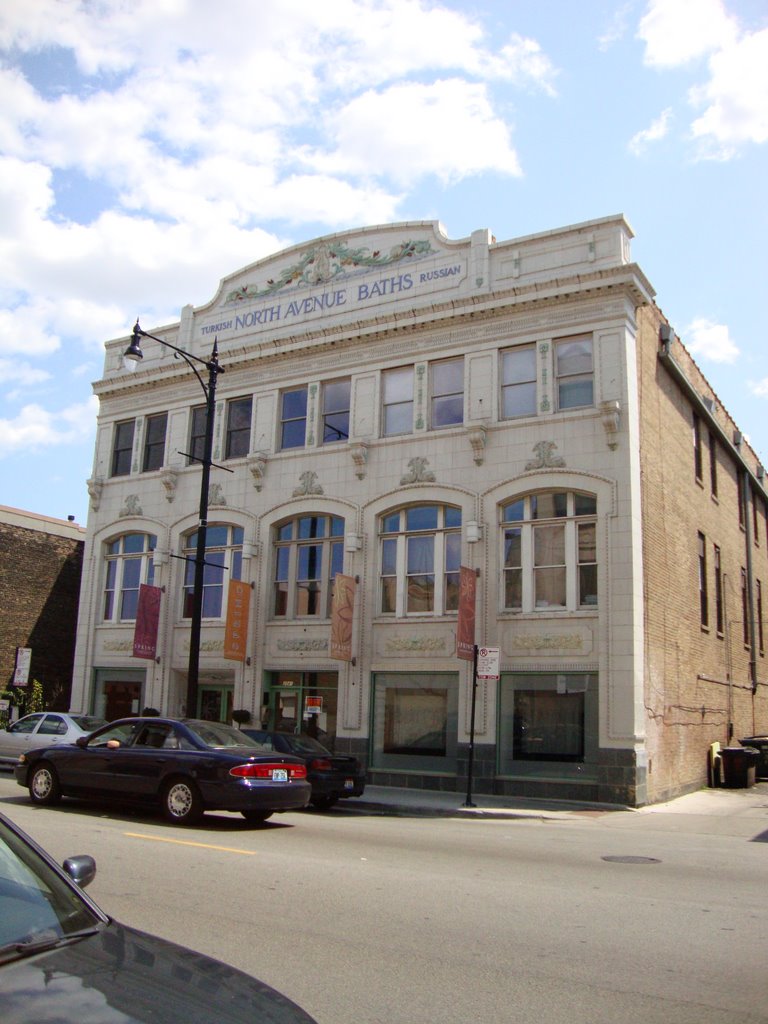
293, 470, 324, 496
525, 441, 566, 471
400, 457, 436, 484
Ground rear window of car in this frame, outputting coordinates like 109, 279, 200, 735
186, 722, 262, 749
71, 716, 106, 732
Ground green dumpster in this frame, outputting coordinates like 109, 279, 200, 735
740, 737, 768, 780
721, 746, 759, 788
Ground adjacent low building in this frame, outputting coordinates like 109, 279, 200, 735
70, 215, 768, 806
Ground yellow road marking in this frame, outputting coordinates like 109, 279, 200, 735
124, 832, 256, 855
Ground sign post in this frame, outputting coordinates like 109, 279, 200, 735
457, 567, 478, 807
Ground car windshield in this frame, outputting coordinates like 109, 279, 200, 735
70, 716, 107, 732
185, 721, 262, 749
282, 735, 330, 755
0, 818, 100, 951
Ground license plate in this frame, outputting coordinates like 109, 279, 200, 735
271, 768, 288, 782
344, 778, 354, 789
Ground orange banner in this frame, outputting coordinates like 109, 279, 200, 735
224, 579, 251, 661
456, 566, 476, 661
330, 573, 356, 662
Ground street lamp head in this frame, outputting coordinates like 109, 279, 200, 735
124, 321, 145, 362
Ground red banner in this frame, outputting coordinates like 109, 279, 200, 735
456, 566, 477, 661
133, 584, 162, 660
330, 574, 356, 662
224, 579, 251, 661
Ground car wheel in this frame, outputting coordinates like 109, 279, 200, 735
29, 763, 62, 806
240, 809, 273, 824
310, 795, 338, 810
161, 778, 203, 825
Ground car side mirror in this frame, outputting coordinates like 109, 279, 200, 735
63, 855, 97, 889
76, 736, 88, 748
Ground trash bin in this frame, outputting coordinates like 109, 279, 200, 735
740, 737, 768, 780
720, 746, 759, 788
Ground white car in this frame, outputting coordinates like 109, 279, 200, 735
0, 712, 106, 767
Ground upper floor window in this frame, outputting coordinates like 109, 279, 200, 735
111, 419, 135, 477
693, 413, 703, 482
273, 514, 344, 618
379, 505, 461, 616
225, 397, 252, 459
104, 533, 157, 621
188, 405, 207, 466
382, 366, 413, 436
182, 525, 243, 619
714, 544, 724, 635
502, 491, 597, 612
431, 358, 463, 428
280, 387, 307, 449
501, 345, 536, 418
708, 431, 718, 496
142, 413, 167, 472
322, 379, 351, 443
556, 336, 593, 410
698, 532, 708, 628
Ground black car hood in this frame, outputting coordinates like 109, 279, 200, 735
2, 920, 315, 1024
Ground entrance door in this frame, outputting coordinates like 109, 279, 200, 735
263, 671, 338, 749
104, 682, 141, 721
197, 684, 233, 723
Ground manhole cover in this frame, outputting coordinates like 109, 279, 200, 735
602, 855, 661, 864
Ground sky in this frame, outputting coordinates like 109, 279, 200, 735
1, 0, 766, 527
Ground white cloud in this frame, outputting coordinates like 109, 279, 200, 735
0, 396, 98, 455
684, 317, 739, 363
629, 107, 673, 154
637, 0, 768, 158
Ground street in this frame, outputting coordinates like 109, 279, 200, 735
1, 772, 767, 1024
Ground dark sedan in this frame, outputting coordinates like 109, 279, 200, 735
14, 717, 311, 825
0, 809, 318, 1023
242, 729, 366, 809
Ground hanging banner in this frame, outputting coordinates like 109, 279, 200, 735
456, 566, 477, 661
330, 573, 356, 662
224, 579, 251, 661
13, 647, 32, 686
133, 584, 162, 660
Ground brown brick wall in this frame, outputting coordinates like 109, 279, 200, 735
637, 305, 768, 801
0, 522, 83, 708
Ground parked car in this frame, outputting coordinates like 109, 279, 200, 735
14, 717, 311, 825
0, 712, 107, 767
242, 729, 366, 809
0, 809, 318, 1023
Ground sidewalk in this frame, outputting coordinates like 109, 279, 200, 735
341, 780, 768, 821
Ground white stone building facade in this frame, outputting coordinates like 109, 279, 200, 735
70, 215, 768, 806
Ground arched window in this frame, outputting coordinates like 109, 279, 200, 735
103, 533, 157, 621
379, 504, 461, 616
502, 491, 597, 612
182, 525, 243, 619
272, 514, 344, 618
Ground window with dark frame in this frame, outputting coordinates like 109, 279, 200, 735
501, 345, 537, 418
714, 544, 724, 635
272, 514, 344, 619
111, 419, 135, 477
225, 397, 252, 459
693, 413, 703, 482
758, 579, 764, 655
382, 366, 414, 436
142, 412, 167, 472
322, 379, 351, 443
698, 532, 708, 628
280, 387, 308, 449
555, 335, 593, 410
430, 358, 464, 428
709, 431, 718, 496
188, 405, 207, 465
741, 567, 750, 646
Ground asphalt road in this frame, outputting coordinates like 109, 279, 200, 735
1, 772, 767, 1024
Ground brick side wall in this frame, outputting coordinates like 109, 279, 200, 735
0, 522, 84, 708
637, 306, 768, 801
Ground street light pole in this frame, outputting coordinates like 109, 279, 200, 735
124, 320, 224, 717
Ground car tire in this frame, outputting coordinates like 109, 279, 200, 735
310, 795, 338, 810
28, 763, 62, 807
240, 809, 273, 824
161, 778, 203, 825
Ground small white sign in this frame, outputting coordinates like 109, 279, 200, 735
477, 646, 500, 679
13, 647, 32, 687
